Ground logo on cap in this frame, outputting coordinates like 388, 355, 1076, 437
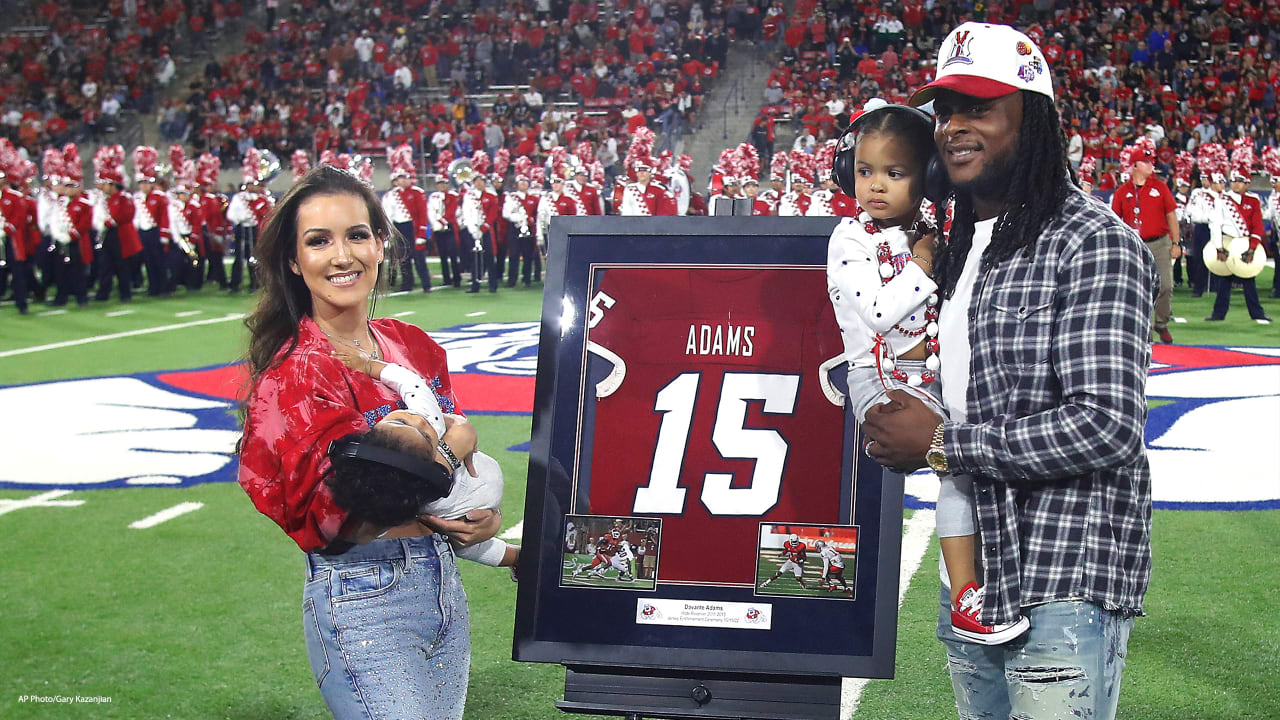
943, 30, 974, 68
1016, 40, 1032, 56
1017, 58, 1044, 83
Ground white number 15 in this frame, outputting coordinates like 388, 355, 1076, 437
633, 372, 799, 516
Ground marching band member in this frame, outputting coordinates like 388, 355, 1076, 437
197, 154, 232, 290
383, 144, 431, 292
1186, 144, 1227, 298
536, 173, 578, 251
744, 177, 772, 216
708, 175, 741, 216
1205, 149, 1271, 322
52, 144, 94, 307
91, 145, 141, 303
758, 163, 787, 216
1262, 147, 1280, 298
618, 161, 677, 216
227, 149, 272, 292
133, 146, 171, 295
0, 140, 39, 314
502, 174, 540, 287
778, 169, 812, 216
34, 149, 63, 300
668, 155, 694, 216
572, 166, 603, 216
428, 173, 462, 288
460, 174, 499, 294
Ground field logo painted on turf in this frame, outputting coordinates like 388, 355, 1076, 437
899, 344, 1280, 511
0, 322, 539, 491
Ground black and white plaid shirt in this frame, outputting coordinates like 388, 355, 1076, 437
943, 188, 1157, 625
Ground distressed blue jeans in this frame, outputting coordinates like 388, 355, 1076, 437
303, 534, 471, 720
937, 589, 1134, 720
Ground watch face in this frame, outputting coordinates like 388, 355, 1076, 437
926, 448, 946, 472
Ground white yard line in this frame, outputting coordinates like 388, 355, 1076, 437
842, 509, 937, 719
499, 519, 524, 541
387, 290, 411, 297
1173, 317, 1187, 324
128, 502, 205, 529
174, 310, 203, 317
394, 310, 416, 317
466, 311, 487, 317
105, 309, 136, 318
0, 313, 244, 359
37, 309, 67, 317
0, 490, 85, 516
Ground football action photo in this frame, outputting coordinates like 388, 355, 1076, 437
756, 523, 859, 600
560, 514, 661, 591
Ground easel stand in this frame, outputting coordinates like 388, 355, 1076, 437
556, 665, 842, 719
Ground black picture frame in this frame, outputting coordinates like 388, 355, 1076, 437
513, 217, 905, 684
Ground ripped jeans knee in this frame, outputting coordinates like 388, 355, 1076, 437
936, 589, 1134, 720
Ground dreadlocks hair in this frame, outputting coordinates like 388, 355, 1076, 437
933, 92, 1077, 299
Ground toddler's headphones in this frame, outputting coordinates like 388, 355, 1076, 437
831, 102, 952, 205
327, 437, 455, 500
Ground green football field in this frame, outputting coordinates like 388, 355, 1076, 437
1, 264, 1278, 719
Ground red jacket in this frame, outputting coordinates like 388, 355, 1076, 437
1, 187, 39, 262
107, 191, 142, 258
249, 194, 274, 231
577, 182, 602, 215
831, 190, 860, 217
238, 317, 460, 552
66, 193, 96, 264
403, 185, 428, 245
183, 197, 207, 255
202, 192, 232, 251
145, 189, 171, 241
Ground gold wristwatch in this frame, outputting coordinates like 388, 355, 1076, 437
925, 423, 949, 474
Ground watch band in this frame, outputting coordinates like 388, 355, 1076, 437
929, 422, 949, 474
436, 440, 462, 474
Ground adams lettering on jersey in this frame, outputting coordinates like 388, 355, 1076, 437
573, 265, 851, 589
685, 324, 755, 356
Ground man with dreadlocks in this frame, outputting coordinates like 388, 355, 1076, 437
861, 24, 1156, 720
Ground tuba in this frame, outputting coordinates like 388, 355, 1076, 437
448, 158, 475, 188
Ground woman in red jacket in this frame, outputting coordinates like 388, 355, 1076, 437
237, 166, 499, 719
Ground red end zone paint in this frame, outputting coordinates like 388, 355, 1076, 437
157, 365, 250, 402
1151, 344, 1280, 372
157, 364, 535, 413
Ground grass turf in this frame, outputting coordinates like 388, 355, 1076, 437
1, 269, 1277, 719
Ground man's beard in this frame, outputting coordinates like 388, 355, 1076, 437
950, 144, 1018, 202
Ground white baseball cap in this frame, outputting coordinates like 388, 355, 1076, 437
910, 23, 1054, 106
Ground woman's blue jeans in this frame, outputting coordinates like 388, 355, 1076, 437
937, 589, 1134, 720
303, 534, 470, 720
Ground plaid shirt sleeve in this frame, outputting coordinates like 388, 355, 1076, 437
943, 190, 1156, 624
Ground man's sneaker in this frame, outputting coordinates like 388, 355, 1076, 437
1157, 328, 1173, 344
951, 582, 1031, 645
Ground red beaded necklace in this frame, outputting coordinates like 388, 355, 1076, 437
865, 218, 939, 387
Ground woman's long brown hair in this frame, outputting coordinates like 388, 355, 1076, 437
241, 165, 404, 405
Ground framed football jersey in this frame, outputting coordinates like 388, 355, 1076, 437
514, 217, 905, 690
